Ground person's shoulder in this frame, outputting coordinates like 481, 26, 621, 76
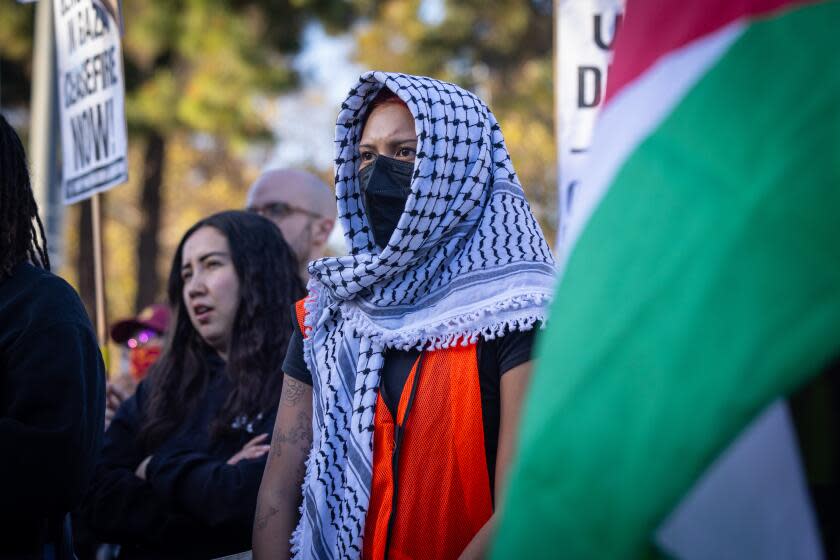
28, 265, 90, 321
478, 323, 539, 378
1, 263, 93, 337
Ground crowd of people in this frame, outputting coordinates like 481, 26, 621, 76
1, 71, 555, 559
5, 16, 839, 554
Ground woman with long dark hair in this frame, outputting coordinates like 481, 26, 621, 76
82, 210, 304, 559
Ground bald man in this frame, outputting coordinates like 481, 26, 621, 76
246, 168, 336, 279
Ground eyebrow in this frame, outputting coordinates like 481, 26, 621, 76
359, 137, 417, 149
181, 251, 229, 270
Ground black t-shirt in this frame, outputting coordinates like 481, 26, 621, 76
282, 307, 536, 492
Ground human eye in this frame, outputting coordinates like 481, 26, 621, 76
181, 268, 192, 281
266, 202, 290, 218
359, 150, 377, 166
396, 146, 416, 160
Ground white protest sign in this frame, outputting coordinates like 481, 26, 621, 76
54, 0, 128, 204
555, 0, 624, 247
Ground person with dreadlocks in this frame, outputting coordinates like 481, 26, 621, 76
0, 114, 105, 558
253, 73, 556, 560
81, 211, 304, 559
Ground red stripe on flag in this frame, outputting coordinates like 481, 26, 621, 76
605, 0, 820, 104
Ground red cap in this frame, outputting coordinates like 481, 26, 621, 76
110, 304, 171, 344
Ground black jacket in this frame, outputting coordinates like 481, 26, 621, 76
0, 263, 105, 558
81, 354, 278, 559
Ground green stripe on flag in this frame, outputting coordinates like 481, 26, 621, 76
494, 2, 840, 558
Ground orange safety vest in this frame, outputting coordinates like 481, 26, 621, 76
295, 300, 493, 560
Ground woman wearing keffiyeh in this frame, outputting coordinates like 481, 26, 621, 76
253, 72, 556, 560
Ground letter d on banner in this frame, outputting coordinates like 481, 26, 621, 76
555, 0, 624, 249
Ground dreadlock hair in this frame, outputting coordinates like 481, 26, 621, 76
0, 115, 50, 280
139, 210, 305, 450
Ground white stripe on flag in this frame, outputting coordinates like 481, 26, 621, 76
560, 21, 743, 271
656, 401, 823, 560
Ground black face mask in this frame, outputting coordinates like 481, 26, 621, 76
359, 155, 413, 249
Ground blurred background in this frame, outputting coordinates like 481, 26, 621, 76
0, 0, 556, 370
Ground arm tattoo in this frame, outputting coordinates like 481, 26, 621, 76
273, 410, 312, 461
253, 385, 312, 550
254, 504, 281, 531
254, 412, 311, 533
282, 377, 306, 406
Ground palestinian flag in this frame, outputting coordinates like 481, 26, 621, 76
494, 1, 840, 558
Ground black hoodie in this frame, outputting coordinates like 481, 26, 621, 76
0, 263, 105, 558
81, 351, 278, 559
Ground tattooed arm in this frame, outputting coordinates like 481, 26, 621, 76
253, 375, 313, 560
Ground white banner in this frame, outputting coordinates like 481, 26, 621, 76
54, 0, 128, 204
555, 0, 624, 247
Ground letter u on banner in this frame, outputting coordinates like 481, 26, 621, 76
555, 0, 624, 249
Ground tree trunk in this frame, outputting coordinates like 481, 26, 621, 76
76, 199, 96, 323
134, 131, 166, 313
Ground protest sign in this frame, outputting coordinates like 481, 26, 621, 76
53, 0, 127, 204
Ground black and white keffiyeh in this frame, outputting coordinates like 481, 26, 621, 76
292, 72, 556, 559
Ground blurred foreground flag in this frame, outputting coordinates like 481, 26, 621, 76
494, 1, 840, 558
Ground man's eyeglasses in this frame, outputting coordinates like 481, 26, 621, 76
246, 201, 321, 220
